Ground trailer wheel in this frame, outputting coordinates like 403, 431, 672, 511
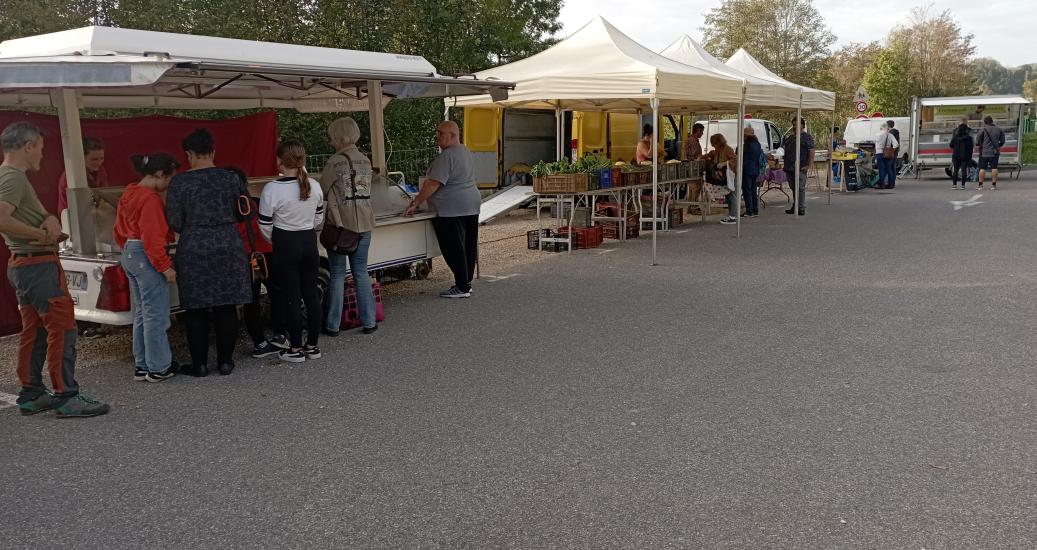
414, 260, 432, 280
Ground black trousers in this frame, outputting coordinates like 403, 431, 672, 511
432, 215, 479, 292
243, 252, 282, 346
952, 157, 971, 186
184, 305, 238, 367
271, 228, 320, 349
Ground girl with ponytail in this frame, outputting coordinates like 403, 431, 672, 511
258, 140, 325, 363
114, 152, 180, 382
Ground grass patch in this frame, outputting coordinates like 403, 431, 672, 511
1024, 133, 1037, 165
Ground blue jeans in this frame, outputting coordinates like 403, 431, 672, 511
326, 231, 375, 331
877, 157, 897, 187
121, 240, 173, 373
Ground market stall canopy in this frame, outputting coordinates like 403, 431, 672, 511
0, 26, 513, 111
453, 17, 745, 113
659, 36, 802, 110
918, 95, 1030, 107
724, 49, 835, 111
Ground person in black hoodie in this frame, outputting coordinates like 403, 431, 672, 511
949, 118, 974, 190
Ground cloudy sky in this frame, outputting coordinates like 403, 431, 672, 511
559, 0, 1033, 67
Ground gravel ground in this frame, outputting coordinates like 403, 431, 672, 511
0, 201, 741, 380
0, 207, 558, 376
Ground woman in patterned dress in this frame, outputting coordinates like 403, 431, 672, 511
165, 128, 252, 377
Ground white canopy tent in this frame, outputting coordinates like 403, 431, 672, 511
723, 48, 837, 218
455, 18, 760, 263
724, 48, 835, 112
660, 36, 838, 234
660, 36, 801, 110
0, 26, 513, 254
454, 17, 745, 113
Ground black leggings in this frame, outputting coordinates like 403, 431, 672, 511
243, 252, 281, 346
271, 228, 320, 349
432, 215, 479, 292
184, 305, 238, 367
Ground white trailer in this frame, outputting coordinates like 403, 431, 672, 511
910, 95, 1031, 179
0, 26, 512, 326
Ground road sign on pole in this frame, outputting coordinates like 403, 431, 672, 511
854, 100, 869, 113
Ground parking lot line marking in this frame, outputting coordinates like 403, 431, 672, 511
951, 194, 983, 210
483, 274, 518, 282
0, 391, 18, 409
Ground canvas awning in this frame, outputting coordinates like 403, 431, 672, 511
453, 17, 745, 113
724, 48, 835, 111
0, 26, 513, 111
918, 95, 1029, 107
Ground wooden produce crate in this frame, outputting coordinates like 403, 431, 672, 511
533, 173, 590, 194
597, 213, 640, 240
668, 207, 684, 227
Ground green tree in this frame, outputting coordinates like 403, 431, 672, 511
861, 41, 913, 116
701, 0, 836, 86
815, 42, 883, 121
889, 6, 974, 98
1024, 80, 1037, 103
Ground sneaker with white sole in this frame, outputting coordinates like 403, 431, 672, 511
145, 367, 177, 383
439, 286, 471, 299
719, 216, 737, 225
251, 340, 280, 358
279, 349, 306, 363
304, 345, 322, 360
134, 368, 148, 382
268, 334, 290, 350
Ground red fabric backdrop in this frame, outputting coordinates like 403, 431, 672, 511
0, 111, 279, 336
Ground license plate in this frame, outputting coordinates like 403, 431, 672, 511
65, 271, 87, 291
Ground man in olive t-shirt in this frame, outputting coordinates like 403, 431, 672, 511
0, 121, 109, 418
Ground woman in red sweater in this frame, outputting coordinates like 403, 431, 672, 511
114, 153, 179, 383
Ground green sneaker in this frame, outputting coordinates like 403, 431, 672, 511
55, 393, 111, 418
18, 392, 66, 416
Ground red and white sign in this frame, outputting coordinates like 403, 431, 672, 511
854, 100, 869, 113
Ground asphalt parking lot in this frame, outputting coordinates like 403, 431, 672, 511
2, 171, 1035, 549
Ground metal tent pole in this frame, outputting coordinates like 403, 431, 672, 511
829, 107, 836, 204
795, 95, 803, 219
555, 106, 563, 161
651, 97, 659, 266
367, 80, 387, 175
51, 89, 94, 255
736, 84, 746, 238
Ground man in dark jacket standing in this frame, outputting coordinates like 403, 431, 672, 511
976, 115, 1006, 191
783, 118, 814, 216
741, 126, 763, 217
887, 120, 901, 183
949, 117, 974, 190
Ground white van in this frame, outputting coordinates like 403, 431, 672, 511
843, 116, 912, 160
696, 118, 785, 155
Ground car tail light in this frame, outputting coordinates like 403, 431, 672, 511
96, 265, 130, 312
